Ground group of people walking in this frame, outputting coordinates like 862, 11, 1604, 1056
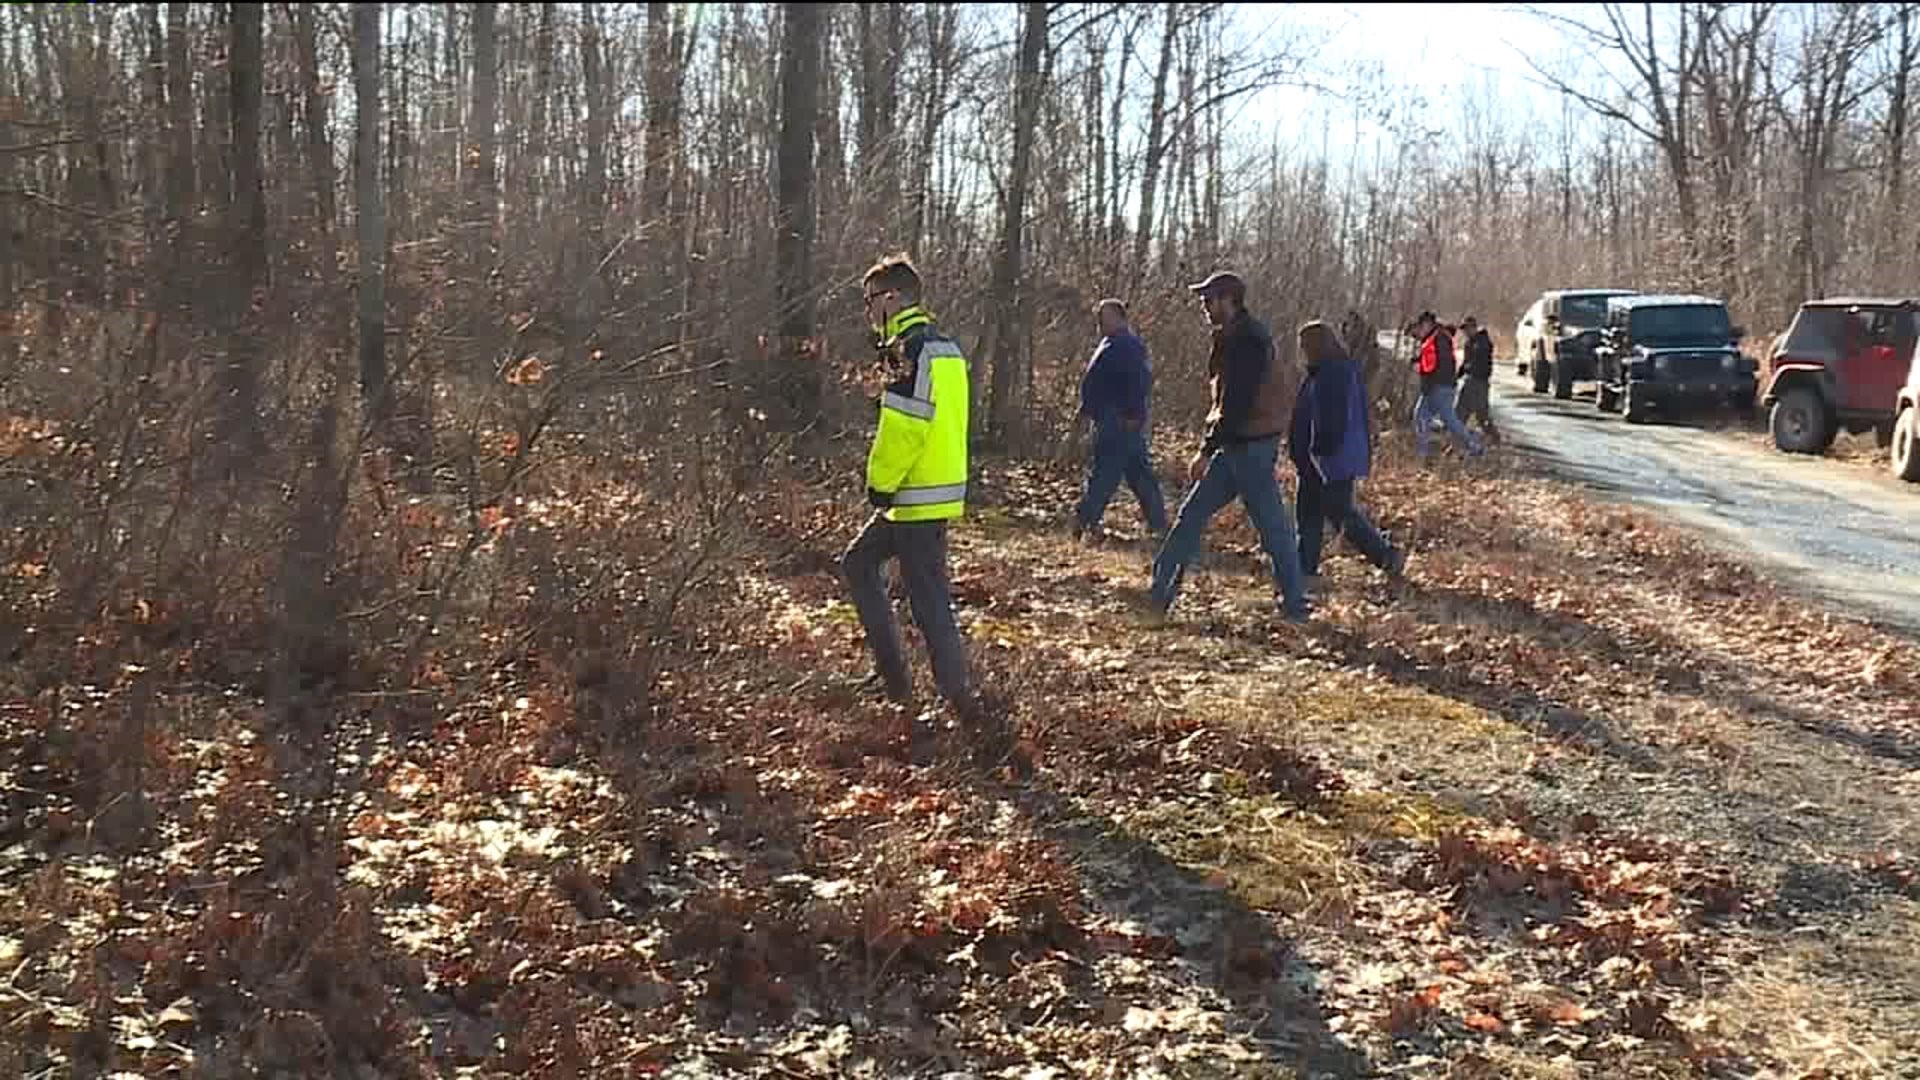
839, 253, 1494, 750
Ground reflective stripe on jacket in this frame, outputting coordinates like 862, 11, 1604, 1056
867, 305, 969, 522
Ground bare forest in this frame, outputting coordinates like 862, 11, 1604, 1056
5, 3, 1920, 1078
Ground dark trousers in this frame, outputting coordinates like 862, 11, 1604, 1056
841, 513, 971, 703
1076, 423, 1169, 534
1295, 469, 1396, 577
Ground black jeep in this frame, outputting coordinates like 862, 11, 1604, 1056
1593, 295, 1759, 423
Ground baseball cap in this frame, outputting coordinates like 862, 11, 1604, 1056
1187, 271, 1246, 298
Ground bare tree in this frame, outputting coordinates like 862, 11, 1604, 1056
468, 2, 499, 244
983, 0, 1049, 447
353, 1, 385, 413
773, 1, 827, 424
223, 1, 267, 456
1775, 3, 1880, 304
1131, 1, 1181, 290
1524, 3, 1706, 265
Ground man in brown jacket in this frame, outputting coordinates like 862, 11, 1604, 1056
1148, 271, 1310, 623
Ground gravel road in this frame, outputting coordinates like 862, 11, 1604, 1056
1486, 374, 1920, 636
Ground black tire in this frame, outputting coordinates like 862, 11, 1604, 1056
1531, 349, 1550, 394
1553, 358, 1574, 400
1596, 383, 1619, 413
1769, 386, 1831, 455
1894, 407, 1920, 482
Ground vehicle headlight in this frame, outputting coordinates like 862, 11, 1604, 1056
1722, 354, 1739, 371
1654, 356, 1671, 375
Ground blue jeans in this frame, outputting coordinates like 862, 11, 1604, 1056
1414, 385, 1484, 459
1150, 438, 1308, 618
1295, 469, 1395, 576
1076, 423, 1168, 534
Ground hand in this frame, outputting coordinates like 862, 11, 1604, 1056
1188, 451, 1209, 483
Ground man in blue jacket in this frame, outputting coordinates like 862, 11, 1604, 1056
1074, 298, 1168, 542
1290, 320, 1405, 587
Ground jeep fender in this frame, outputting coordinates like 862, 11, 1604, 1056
1761, 363, 1834, 409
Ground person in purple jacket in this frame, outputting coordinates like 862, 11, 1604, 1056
1289, 320, 1406, 588
1073, 298, 1169, 542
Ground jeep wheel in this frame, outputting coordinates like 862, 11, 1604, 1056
1769, 387, 1831, 455
1531, 350, 1550, 394
1553, 360, 1574, 400
1894, 407, 1920, 482
1596, 383, 1620, 413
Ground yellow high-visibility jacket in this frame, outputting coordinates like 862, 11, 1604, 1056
866, 305, 969, 522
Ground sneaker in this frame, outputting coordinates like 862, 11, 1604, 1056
1278, 599, 1312, 624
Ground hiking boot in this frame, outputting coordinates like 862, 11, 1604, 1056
1278, 599, 1312, 625
855, 671, 915, 705
1385, 548, 1408, 582
906, 722, 940, 767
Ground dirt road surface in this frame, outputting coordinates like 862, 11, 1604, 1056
1487, 375, 1920, 637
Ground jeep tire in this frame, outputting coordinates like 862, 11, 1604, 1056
1531, 349, 1550, 394
1596, 382, 1620, 413
1770, 386, 1831, 455
1894, 407, 1920, 483
1553, 358, 1575, 400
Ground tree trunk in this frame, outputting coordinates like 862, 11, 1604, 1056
582, 5, 609, 243
1107, 9, 1136, 266
142, 4, 168, 273
985, 0, 1048, 447
1886, 4, 1915, 287
520, 3, 554, 228
224, 1, 266, 457
388, 4, 413, 240
857, 4, 903, 238
773, 1, 826, 424
1130, 1, 1179, 289
913, 2, 956, 254
353, 2, 386, 414
164, 2, 194, 298
467, 2, 497, 239
290, 1, 335, 236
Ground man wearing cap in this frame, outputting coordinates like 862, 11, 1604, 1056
1148, 271, 1311, 623
1454, 315, 1499, 443
1410, 310, 1485, 460
1074, 298, 1169, 543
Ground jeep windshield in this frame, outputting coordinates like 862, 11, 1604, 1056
1558, 295, 1614, 328
1629, 305, 1732, 346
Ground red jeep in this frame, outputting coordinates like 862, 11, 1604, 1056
1763, 298, 1917, 455
1895, 346, 1920, 481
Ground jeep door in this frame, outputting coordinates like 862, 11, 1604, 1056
1836, 307, 1912, 415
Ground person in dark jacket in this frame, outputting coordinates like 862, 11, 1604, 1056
1410, 310, 1485, 461
1289, 321, 1406, 587
1073, 299, 1169, 542
1453, 315, 1499, 443
1148, 271, 1310, 623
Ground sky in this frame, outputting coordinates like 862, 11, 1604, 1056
1233, 2, 1595, 157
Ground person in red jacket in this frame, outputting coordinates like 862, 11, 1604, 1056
1410, 310, 1485, 461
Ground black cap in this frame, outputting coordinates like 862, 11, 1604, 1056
1187, 271, 1246, 298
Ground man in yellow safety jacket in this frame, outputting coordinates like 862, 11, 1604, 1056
840, 253, 976, 732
